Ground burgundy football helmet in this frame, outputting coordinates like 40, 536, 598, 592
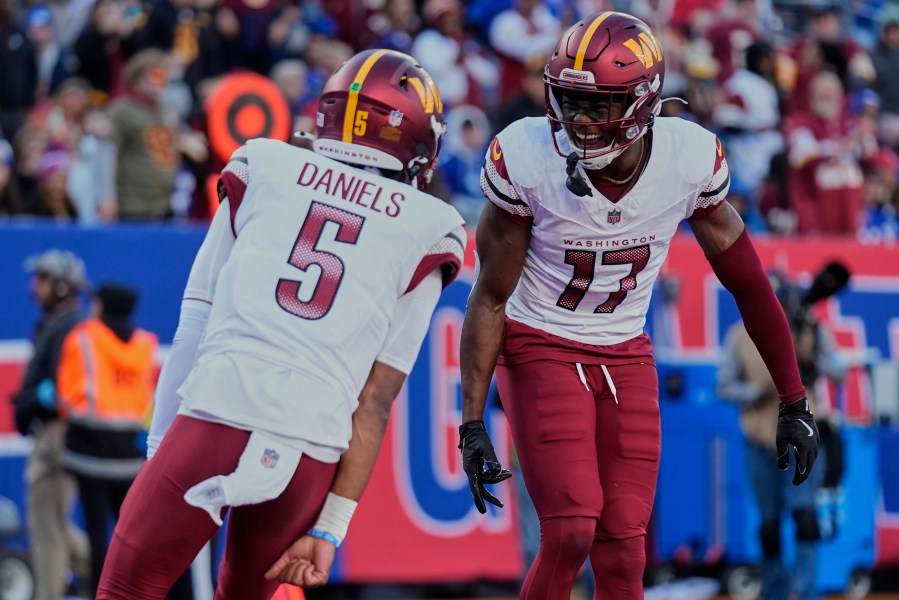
544, 12, 665, 168
313, 49, 446, 190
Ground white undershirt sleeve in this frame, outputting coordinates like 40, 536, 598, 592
147, 200, 236, 457
375, 270, 442, 375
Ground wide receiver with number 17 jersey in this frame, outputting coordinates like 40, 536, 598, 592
458, 11, 819, 600
97, 49, 466, 598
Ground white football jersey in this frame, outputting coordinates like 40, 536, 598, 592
179, 138, 465, 454
481, 117, 729, 345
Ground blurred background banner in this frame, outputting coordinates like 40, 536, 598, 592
659, 235, 899, 423
0, 222, 897, 587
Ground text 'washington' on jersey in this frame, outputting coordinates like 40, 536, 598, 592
563, 235, 658, 248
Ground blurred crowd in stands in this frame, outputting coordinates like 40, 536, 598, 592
1, 0, 898, 241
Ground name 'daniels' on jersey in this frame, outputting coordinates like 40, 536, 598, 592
296, 161, 406, 218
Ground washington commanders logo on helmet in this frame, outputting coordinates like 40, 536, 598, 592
623, 32, 663, 68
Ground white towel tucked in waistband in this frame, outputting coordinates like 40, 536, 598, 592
183, 430, 302, 526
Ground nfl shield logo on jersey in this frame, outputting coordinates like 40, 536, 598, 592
261, 448, 279, 469
388, 110, 404, 127
608, 209, 622, 224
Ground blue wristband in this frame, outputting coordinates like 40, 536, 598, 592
307, 528, 341, 548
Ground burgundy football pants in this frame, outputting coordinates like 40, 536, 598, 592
96, 415, 337, 600
496, 360, 660, 600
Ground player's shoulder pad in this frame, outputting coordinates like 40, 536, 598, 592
407, 222, 467, 293
223, 144, 248, 177
491, 117, 549, 188
482, 118, 548, 220
658, 117, 720, 186
219, 144, 249, 205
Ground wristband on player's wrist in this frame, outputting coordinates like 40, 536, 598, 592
307, 528, 342, 548
310, 492, 358, 547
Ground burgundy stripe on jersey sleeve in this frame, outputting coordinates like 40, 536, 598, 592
406, 225, 467, 293
480, 138, 533, 223
690, 137, 731, 221
218, 146, 249, 235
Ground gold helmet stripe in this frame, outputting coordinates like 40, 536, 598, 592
573, 12, 614, 71
342, 49, 392, 143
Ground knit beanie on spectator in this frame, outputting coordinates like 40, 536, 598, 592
97, 283, 138, 341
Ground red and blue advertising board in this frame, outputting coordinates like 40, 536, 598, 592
0, 224, 896, 583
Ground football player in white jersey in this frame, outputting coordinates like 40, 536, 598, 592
97, 49, 466, 598
458, 12, 819, 600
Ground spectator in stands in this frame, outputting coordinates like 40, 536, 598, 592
11, 249, 91, 600
13, 123, 51, 213
57, 283, 158, 596
139, 0, 238, 97
366, 0, 421, 54
488, 0, 560, 104
269, 58, 312, 128
210, 1, 244, 73
23, 4, 76, 102
0, 135, 23, 215
33, 147, 78, 220
27, 77, 93, 156
411, 0, 497, 109
74, 0, 142, 100
267, 3, 334, 67
726, 177, 769, 235
718, 267, 847, 600
0, 0, 38, 140
808, 5, 874, 91
438, 104, 491, 225
68, 104, 117, 224
705, 0, 760, 85
221, 0, 281, 74
786, 70, 877, 235
713, 41, 783, 195
319, 0, 373, 51
302, 35, 353, 100
491, 54, 547, 134
859, 146, 899, 244
46, 0, 95, 50
758, 151, 797, 235
107, 49, 180, 220
870, 13, 899, 149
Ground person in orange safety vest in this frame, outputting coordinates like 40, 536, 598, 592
56, 282, 158, 595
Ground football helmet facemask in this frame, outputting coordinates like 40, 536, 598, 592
544, 12, 665, 169
314, 49, 446, 190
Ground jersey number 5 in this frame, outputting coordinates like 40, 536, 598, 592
556, 245, 651, 313
276, 201, 366, 320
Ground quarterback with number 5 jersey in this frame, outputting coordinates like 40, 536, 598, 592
97, 50, 465, 598
459, 12, 819, 600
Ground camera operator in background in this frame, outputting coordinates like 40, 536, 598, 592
718, 262, 850, 600
12, 249, 91, 600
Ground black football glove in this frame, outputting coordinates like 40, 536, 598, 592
458, 420, 512, 514
776, 398, 820, 486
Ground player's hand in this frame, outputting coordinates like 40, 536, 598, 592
264, 535, 336, 588
776, 398, 820, 486
459, 420, 512, 514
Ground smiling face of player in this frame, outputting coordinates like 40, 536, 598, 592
559, 89, 628, 154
